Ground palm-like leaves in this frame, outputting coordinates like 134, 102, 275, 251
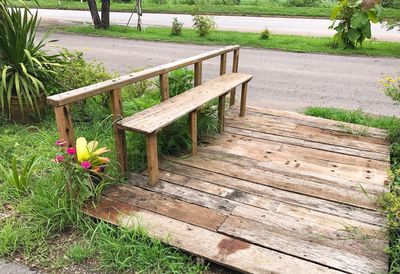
0, 0, 61, 118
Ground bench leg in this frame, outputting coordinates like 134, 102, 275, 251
229, 89, 236, 106
189, 110, 198, 155
240, 82, 248, 117
218, 94, 226, 133
115, 127, 128, 173
146, 133, 159, 186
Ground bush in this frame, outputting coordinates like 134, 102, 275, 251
192, 15, 216, 37
148, 0, 167, 4
330, 0, 382, 49
171, 17, 183, 36
286, 0, 321, 7
382, 0, 400, 8
260, 28, 271, 40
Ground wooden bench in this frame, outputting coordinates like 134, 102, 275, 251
117, 72, 253, 185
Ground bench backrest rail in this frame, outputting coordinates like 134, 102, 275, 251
46, 45, 240, 149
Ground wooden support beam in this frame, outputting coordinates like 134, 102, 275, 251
110, 88, 128, 172
220, 53, 227, 76
160, 73, 169, 101
240, 81, 248, 117
230, 49, 240, 106
218, 95, 226, 133
54, 105, 75, 148
189, 110, 198, 155
146, 133, 159, 186
194, 62, 202, 87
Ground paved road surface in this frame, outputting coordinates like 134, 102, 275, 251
45, 31, 400, 116
35, 9, 400, 42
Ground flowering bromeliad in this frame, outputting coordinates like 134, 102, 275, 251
54, 137, 110, 173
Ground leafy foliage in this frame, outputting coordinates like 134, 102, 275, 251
260, 27, 271, 40
192, 15, 216, 36
171, 17, 184, 36
330, 0, 382, 48
0, 156, 39, 194
0, 0, 61, 118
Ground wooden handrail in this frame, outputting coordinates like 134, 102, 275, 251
47, 45, 240, 107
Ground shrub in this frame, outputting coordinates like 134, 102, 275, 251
168, 68, 194, 97
381, 0, 400, 8
286, 0, 321, 7
0, 0, 61, 119
192, 15, 216, 37
148, 0, 167, 4
330, 0, 382, 49
171, 17, 183, 36
260, 28, 271, 40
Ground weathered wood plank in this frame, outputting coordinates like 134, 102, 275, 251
243, 106, 388, 139
189, 110, 198, 154
168, 153, 381, 209
160, 73, 169, 101
54, 105, 75, 148
239, 82, 248, 117
84, 197, 343, 274
194, 62, 202, 87
224, 125, 388, 162
146, 133, 159, 185
229, 49, 240, 106
218, 215, 388, 274
218, 95, 226, 133
160, 161, 384, 225
104, 184, 226, 231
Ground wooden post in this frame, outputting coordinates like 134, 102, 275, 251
189, 110, 198, 155
110, 88, 128, 172
194, 62, 202, 87
230, 49, 240, 106
218, 95, 226, 133
160, 73, 169, 101
220, 53, 227, 76
146, 133, 159, 186
240, 82, 248, 117
54, 105, 75, 148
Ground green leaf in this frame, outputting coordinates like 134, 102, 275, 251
351, 12, 369, 29
348, 28, 362, 42
362, 22, 372, 39
330, 5, 342, 20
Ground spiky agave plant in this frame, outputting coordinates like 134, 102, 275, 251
0, 0, 61, 119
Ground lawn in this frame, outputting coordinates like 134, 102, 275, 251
63, 25, 400, 58
11, 0, 400, 19
304, 107, 400, 274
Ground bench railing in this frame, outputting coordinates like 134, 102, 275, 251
47, 45, 241, 151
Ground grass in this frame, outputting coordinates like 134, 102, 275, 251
304, 106, 400, 273
63, 25, 400, 58
11, 0, 400, 19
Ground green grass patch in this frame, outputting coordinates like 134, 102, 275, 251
11, 0, 400, 19
304, 106, 400, 273
63, 25, 400, 58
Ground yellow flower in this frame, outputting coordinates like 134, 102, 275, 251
76, 137, 90, 162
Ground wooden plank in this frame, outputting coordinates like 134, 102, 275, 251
159, 73, 169, 101
203, 134, 389, 188
220, 53, 227, 75
194, 62, 202, 87
189, 110, 198, 154
118, 73, 253, 134
54, 105, 75, 148
160, 161, 384, 225
156, 168, 384, 236
239, 82, 248, 117
83, 197, 343, 274
218, 95, 226, 133
47, 45, 240, 107
229, 49, 239, 106
218, 215, 388, 274
146, 133, 159, 186
168, 154, 381, 209
110, 88, 128, 172
244, 106, 388, 139
128, 173, 237, 215
224, 125, 388, 162
225, 113, 389, 154
104, 184, 226, 231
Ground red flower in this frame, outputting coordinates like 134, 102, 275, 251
66, 147, 77, 155
81, 161, 92, 169
56, 139, 66, 147
55, 155, 64, 163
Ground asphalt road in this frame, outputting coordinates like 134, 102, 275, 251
35, 9, 400, 42
46, 31, 400, 116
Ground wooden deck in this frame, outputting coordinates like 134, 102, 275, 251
84, 106, 390, 274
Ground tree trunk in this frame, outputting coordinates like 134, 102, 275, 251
101, 0, 110, 29
87, 0, 102, 29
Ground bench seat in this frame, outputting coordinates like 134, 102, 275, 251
117, 73, 253, 134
